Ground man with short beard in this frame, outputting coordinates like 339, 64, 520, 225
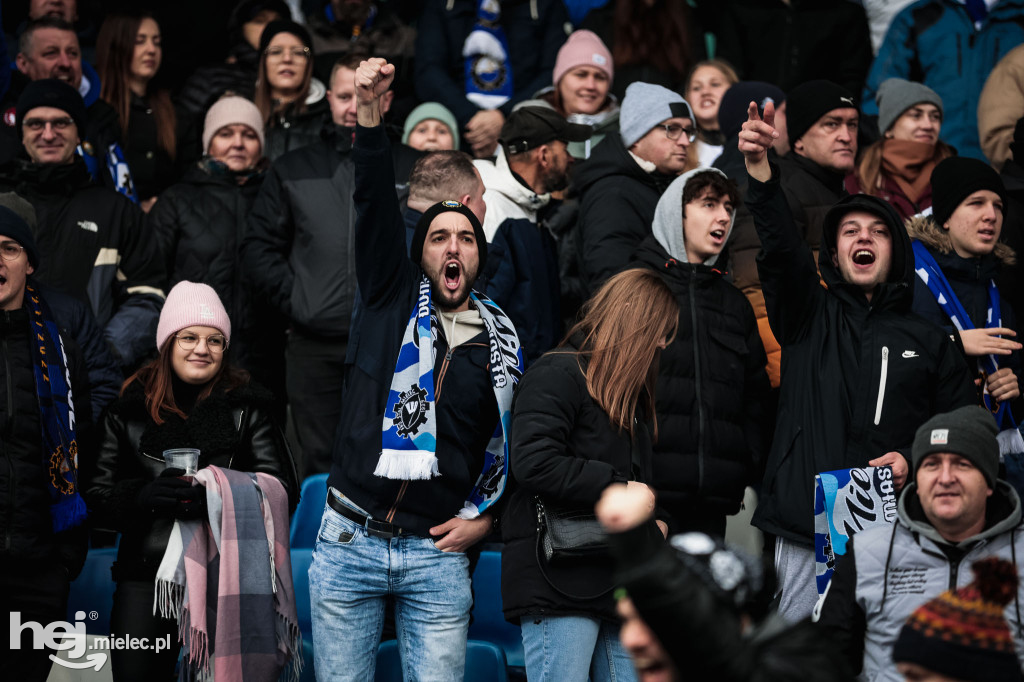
475, 105, 590, 364
309, 58, 524, 681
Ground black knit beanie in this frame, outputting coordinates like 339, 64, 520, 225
930, 156, 1007, 228
0, 205, 39, 267
15, 79, 87, 139
911, 405, 1000, 487
785, 80, 856, 146
258, 19, 312, 54
410, 201, 487, 270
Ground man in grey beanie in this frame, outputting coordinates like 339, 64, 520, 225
817, 404, 1024, 680
575, 81, 697, 294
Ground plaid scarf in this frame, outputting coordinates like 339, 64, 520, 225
155, 466, 301, 682
913, 241, 1016, 430
376, 275, 523, 518
25, 283, 86, 533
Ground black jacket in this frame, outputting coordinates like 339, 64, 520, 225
777, 152, 848, 266
633, 237, 770, 528
413, 0, 569, 128
0, 305, 91, 577
0, 158, 166, 370
149, 162, 284, 393
264, 95, 331, 163
501, 341, 653, 623
747, 165, 976, 544
84, 381, 298, 582
327, 124, 506, 537
574, 134, 675, 295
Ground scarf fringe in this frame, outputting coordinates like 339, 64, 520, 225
277, 613, 303, 682
373, 450, 440, 480
155, 578, 185, 620
179, 614, 211, 682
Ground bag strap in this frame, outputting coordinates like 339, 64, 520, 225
534, 501, 614, 601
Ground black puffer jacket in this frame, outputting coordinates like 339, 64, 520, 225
747, 165, 976, 544
501, 340, 654, 623
176, 43, 259, 121
149, 162, 284, 394
777, 153, 848, 267
1, 306, 90, 577
633, 236, 769, 528
84, 381, 299, 581
264, 90, 330, 162
574, 134, 675, 296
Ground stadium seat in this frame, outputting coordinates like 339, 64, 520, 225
289, 473, 329, 549
66, 547, 118, 635
374, 639, 508, 682
469, 550, 524, 670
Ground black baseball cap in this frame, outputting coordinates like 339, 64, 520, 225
501, 106, 592, 155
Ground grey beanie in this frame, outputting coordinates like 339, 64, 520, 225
911, 406, 1000, 487
619, 82, 694, 148
877, 78, 943, 135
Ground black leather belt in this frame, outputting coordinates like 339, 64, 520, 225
328, 491, 406, 539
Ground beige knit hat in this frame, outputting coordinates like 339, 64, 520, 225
202, 96, 265, 153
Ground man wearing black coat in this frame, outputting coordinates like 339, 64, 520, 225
1, 206, 92, 681
632, 167, 770, 536
738, 101, 976, 622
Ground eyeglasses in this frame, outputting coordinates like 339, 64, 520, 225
23, 117, 75, 132
0, 242, 25, 261
264, 46, 310, 61
175, 332, 228, 353
659, 123, 696, 143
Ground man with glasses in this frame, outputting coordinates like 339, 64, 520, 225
0, 79, 165, 372
575, 81, 696, 295
474, 105, 590, 364
0, 205, 93, 682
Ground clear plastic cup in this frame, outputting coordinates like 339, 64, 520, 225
162, 448, 200, 479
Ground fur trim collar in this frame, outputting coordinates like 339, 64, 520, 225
905, 215, 1017, 267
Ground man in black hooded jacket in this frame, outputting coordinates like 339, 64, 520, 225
738, 100, 976, 622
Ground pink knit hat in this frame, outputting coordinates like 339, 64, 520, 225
156, 282, 232, 351
553, 30, 613, 87
202, 95, 265, 154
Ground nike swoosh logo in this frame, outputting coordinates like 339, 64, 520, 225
902, 351, 918, 358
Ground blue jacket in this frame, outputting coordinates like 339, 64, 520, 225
863, 0, 1024, 160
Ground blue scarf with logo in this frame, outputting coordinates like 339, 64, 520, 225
376, 275, 523, 517
913, 241, 1016, 429
25, 283, 87, 532
462, 0, 514, 110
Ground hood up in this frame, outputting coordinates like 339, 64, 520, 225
474, 146, 551, 241
651, 167, 736, 267
818, 192, 914, 310
906, 214, 1017, 267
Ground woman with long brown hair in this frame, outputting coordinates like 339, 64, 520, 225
253, 20, 328, 161
96, 11, 179, 210
84, 281, 298, 680
500, 267, 678, 682
845, 78, 954, 221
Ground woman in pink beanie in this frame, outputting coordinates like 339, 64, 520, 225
536, 30, 619, 159
84, 281, 298, 680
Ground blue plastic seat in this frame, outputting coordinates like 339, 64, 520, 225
289, 473, 329, 549
290, 549, 314, 640
374, 639, 508, 682
67, 546, 118, 635
469, 550, 524, 670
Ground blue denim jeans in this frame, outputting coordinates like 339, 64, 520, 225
521, 615, 637, 682
309, 489, 472, 681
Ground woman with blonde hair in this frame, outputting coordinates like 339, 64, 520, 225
845, 78, 953, 221
685, 58, 739, 168
501, 267, 678, 682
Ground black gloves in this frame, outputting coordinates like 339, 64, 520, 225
136, 468, 207, 519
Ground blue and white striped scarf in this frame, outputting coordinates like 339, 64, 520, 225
375, 274, 523, 518
913, 240, 1015, 429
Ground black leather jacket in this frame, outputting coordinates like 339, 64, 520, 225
84, 381, 298, 581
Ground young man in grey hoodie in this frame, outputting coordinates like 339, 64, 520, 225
631, 168, 771, 538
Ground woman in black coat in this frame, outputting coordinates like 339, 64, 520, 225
84, 281, 298, 681
501, 268, 678, 682
149, 95, 286, 410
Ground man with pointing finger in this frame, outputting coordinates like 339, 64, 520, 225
738, 99, 976, 622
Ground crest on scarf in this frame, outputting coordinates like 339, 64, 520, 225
392, 384, 430, 438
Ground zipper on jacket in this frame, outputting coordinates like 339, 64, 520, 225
873, 346, 889, 426
949, 555, 962, 591
688, 269, 706, 491
2, 316, 13, 551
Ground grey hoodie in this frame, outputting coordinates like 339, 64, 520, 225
651, 167, 737, 267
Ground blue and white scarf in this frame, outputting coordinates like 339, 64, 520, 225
913, 241, 1016, 429
462, 0, 514, 110
376, 275, 523, 518
25, 283, 87, 532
